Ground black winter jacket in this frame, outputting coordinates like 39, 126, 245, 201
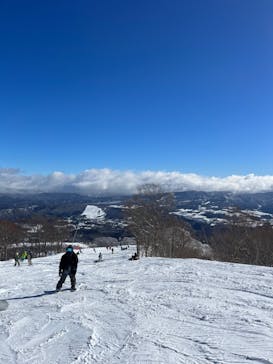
59, 252, 78, 274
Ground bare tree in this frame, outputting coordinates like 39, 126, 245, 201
125, 184, 174, 256
125, 184, 196, 258
161, 215, 196, 258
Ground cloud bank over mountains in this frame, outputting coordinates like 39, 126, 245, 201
1, 168, 273, 195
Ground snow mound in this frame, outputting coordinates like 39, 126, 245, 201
81, 205, 106, 220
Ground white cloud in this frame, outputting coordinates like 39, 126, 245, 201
0, 168, 273, 195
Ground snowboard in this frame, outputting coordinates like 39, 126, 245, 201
44, 288, 76, 294
56, 288, 76, 293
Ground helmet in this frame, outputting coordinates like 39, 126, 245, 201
66, 245, 73, 253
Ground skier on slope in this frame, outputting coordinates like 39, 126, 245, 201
56, 245, 78, 291
27, 251, 33, 265
14, 252, 20, 266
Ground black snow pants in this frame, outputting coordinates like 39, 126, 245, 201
56, 268, 76, 289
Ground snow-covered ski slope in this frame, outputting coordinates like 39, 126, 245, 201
1, 247, 273, 364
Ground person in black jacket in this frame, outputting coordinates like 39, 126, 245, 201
56, 245, 78, 291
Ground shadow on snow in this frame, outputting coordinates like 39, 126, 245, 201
3, 288, 72, 301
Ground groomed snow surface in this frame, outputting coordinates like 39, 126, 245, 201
1, 247, 273, 364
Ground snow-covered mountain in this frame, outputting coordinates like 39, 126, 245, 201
81, 205, 106, 220
1, 247, 273, 363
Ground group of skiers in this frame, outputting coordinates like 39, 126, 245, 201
13, 243, 137, 292
14, 250, 32, 266
55, 245, 138, 291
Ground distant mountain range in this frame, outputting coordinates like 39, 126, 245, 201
1, 191, 273, 241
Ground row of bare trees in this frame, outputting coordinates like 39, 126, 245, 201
0, 217, 70, 261
209, 210, 273, 266
0, 220, 23, 261
125, 184, 200, 258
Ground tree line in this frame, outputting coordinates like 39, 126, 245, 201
208, 209, 273, 266
0, 216, 70, 261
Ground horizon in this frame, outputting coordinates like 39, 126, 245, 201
1, 1, 273, 181
1, 168, 273, 195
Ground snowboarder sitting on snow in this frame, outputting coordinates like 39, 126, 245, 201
56, 245, 78, 291
129, 252, 139, 261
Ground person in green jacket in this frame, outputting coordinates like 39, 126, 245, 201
21, 251, 27, 261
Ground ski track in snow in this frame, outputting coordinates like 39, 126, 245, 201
0, 247, 273, 364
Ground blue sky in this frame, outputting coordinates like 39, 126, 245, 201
1, 0, 273, 179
